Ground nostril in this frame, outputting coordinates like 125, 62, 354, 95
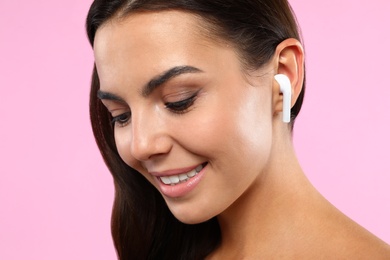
130, 133, 173, 162
130, 139, 151, 161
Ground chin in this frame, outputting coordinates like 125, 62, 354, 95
167, 203, 217, 225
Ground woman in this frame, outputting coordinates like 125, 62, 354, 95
86, 0, 390, 258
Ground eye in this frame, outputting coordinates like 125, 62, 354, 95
111, 112, 131, 127
165, 92, 198, 114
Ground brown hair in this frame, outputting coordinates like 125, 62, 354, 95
86, 0, 305, 258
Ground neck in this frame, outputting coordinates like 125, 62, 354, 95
208, 122, 390, 259
211, 123, 325, 258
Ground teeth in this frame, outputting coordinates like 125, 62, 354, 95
195, 165, 203, 172
169, 175, 180, 185
187, 169, 196, 177
159, 163, 206, 186
160, 176, 171, 185
179, 174, 189, 181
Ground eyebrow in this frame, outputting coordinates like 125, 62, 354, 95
97, 90, 125, 102
142, 65, 203, 97
97, 65, 203, 101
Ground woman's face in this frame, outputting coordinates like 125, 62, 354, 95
94, 11, 275, 224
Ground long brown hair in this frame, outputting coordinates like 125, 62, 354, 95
86, 0, 305, 259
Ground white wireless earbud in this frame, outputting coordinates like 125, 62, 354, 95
274, 74, 292, 123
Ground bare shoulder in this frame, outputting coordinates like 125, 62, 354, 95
312, 205, 390, 258
281, 190, 390, 259
341, 221, 390, 258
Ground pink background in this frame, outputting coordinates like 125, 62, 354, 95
0, 0, 389, 259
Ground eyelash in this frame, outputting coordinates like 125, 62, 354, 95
165, 93, 198, 114
111, 93, 198, 127
111, 112, 131, 127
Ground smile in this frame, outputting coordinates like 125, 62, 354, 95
159, 163, 207, 186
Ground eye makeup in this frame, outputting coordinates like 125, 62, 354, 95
111, 112, 131, 127
164, 91, 199, 114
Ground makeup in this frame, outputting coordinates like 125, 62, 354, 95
152, 163, 207, 198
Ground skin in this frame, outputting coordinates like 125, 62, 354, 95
94, 11, 390, 259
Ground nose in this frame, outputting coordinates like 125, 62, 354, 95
129, 112, 172, 162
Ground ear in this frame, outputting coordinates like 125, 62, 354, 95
272, 38, 305, 120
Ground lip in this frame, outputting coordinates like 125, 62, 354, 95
151, 163, 207, 198
149, 164, 201, 177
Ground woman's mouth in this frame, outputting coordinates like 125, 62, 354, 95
152, 162, 208, 198
159, 163, 207, 186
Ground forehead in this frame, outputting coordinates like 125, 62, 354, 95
93, 10, 231, 91
94, 11, 217, 65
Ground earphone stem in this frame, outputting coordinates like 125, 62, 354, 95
274, 74, 292, 123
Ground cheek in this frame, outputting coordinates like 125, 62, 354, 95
176, 91, 273, 165
114, 128, 144, 174
237, 99, 273, 160
208, 94, 273, 191
114, 128, 129, 162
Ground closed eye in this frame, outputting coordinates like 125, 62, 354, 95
111, 112, 131, 127
165, 93, 197, 114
